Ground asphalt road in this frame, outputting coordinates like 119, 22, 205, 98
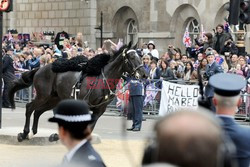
0, 107, 157, 140
0, 107, 249, 167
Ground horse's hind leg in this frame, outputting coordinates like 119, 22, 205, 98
18, 101, 36, 142
29, 97, 60, 139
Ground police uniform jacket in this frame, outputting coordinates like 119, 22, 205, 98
63, 140, 106, 167
204, 61, 223, 97
219, 116, 250, 167
129, 79, 144, 96
2, 54, 14, 74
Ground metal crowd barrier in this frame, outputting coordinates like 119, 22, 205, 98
13, 78, 250, 121
107, 79, 250, 121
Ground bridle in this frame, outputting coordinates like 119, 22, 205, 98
122, 49, 143, 79
83, 47, 144, 108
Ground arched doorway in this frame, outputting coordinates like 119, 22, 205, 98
112, 6, 139, 45
126, 19, 138, 44
170, 4, 200, 50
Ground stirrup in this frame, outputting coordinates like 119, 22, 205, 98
71, 85, 80, 100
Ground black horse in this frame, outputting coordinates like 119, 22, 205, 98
9, 43, 147, 142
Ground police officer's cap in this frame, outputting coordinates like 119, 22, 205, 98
209, 73, 246, 96
205, 47, 215, 57
48, 99, 95, 124
6, 46, 14, 52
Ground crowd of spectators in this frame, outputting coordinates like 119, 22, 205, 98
3, 23, 250, 108
140, 25, 250, 87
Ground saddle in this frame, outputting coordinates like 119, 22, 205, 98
51, 54, 111, 99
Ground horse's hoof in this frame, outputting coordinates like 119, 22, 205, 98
17, 133, 24, 142
49, 133, 59, 142
28, 132, 34, 139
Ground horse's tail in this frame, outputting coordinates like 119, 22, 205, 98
9, 68, 39, 109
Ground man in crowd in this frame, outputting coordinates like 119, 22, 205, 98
210, 73, 250, 167
2, 46, 16, 108
28, 48, 41, 69
48, 99, 106, 167
228, 54, 239, 70
142, 109, 237, 167
213, 24, 231, 55
204, 48, 223, 112
181, 54, 188, 65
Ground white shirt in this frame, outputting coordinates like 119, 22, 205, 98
150, 49, 159, 59
65, 139, 87, 162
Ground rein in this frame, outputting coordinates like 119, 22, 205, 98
82, 48, 142, 108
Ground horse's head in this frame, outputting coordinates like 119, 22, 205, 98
122, 42, 147, 79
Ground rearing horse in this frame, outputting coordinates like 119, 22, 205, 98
9, 43, 147, 142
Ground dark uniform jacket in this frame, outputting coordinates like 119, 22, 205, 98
204, 61, 223, 97
62, 141, 106, 167
2, 54, 15, 74
129, 79, 144, 96
219, 116, 250, 167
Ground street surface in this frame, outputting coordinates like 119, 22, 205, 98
0, 107, 156, 167
0, 107, 249, 167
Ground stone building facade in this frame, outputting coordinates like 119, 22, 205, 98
3, 0, 250, 54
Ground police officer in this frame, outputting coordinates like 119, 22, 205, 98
2, 46, 15, 108
204, 48, 223, 112
48, 99, 106, 167
127, 77, 144, 131
210, 73, 250, 167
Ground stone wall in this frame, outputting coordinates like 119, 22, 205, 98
2, 0, 250, 53
3, 0, 97, 48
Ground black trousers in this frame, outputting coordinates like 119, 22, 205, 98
2, 73, 15, 107
128, 95, 143, 129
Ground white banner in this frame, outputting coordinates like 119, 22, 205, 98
159, 81, 199, 116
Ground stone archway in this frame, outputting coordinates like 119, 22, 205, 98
214, 3, 229, 28
170, 4, 201, 51
112, 6, 139, 44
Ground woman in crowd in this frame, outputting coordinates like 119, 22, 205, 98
197, 58, 208, 81
147, 41, 159, 61
183, 61, 197, 81
228, 63, 244, 77
142, 54, 151, 76
175, 60, 185, 79
193, 53, 205, 70
238, 56, 249, 77
149, 60, 160, 80
174, 52, 182, 61
160, 60, 176, 81
203, 33, 213, 51
19, 54, 29, 70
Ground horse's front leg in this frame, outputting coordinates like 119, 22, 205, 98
18, 102, 34, 142
90, 107, 107, 131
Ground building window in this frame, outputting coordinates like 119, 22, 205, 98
126, 19, 138, 44
187, 19, 200, 44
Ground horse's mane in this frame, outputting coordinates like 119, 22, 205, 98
109, 44, 128, 62
51, 53, 111, 75
86, 53, 110, 76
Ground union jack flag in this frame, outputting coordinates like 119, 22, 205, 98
183, 27, 192, 47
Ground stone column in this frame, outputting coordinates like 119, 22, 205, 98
81, 0, 97, 49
